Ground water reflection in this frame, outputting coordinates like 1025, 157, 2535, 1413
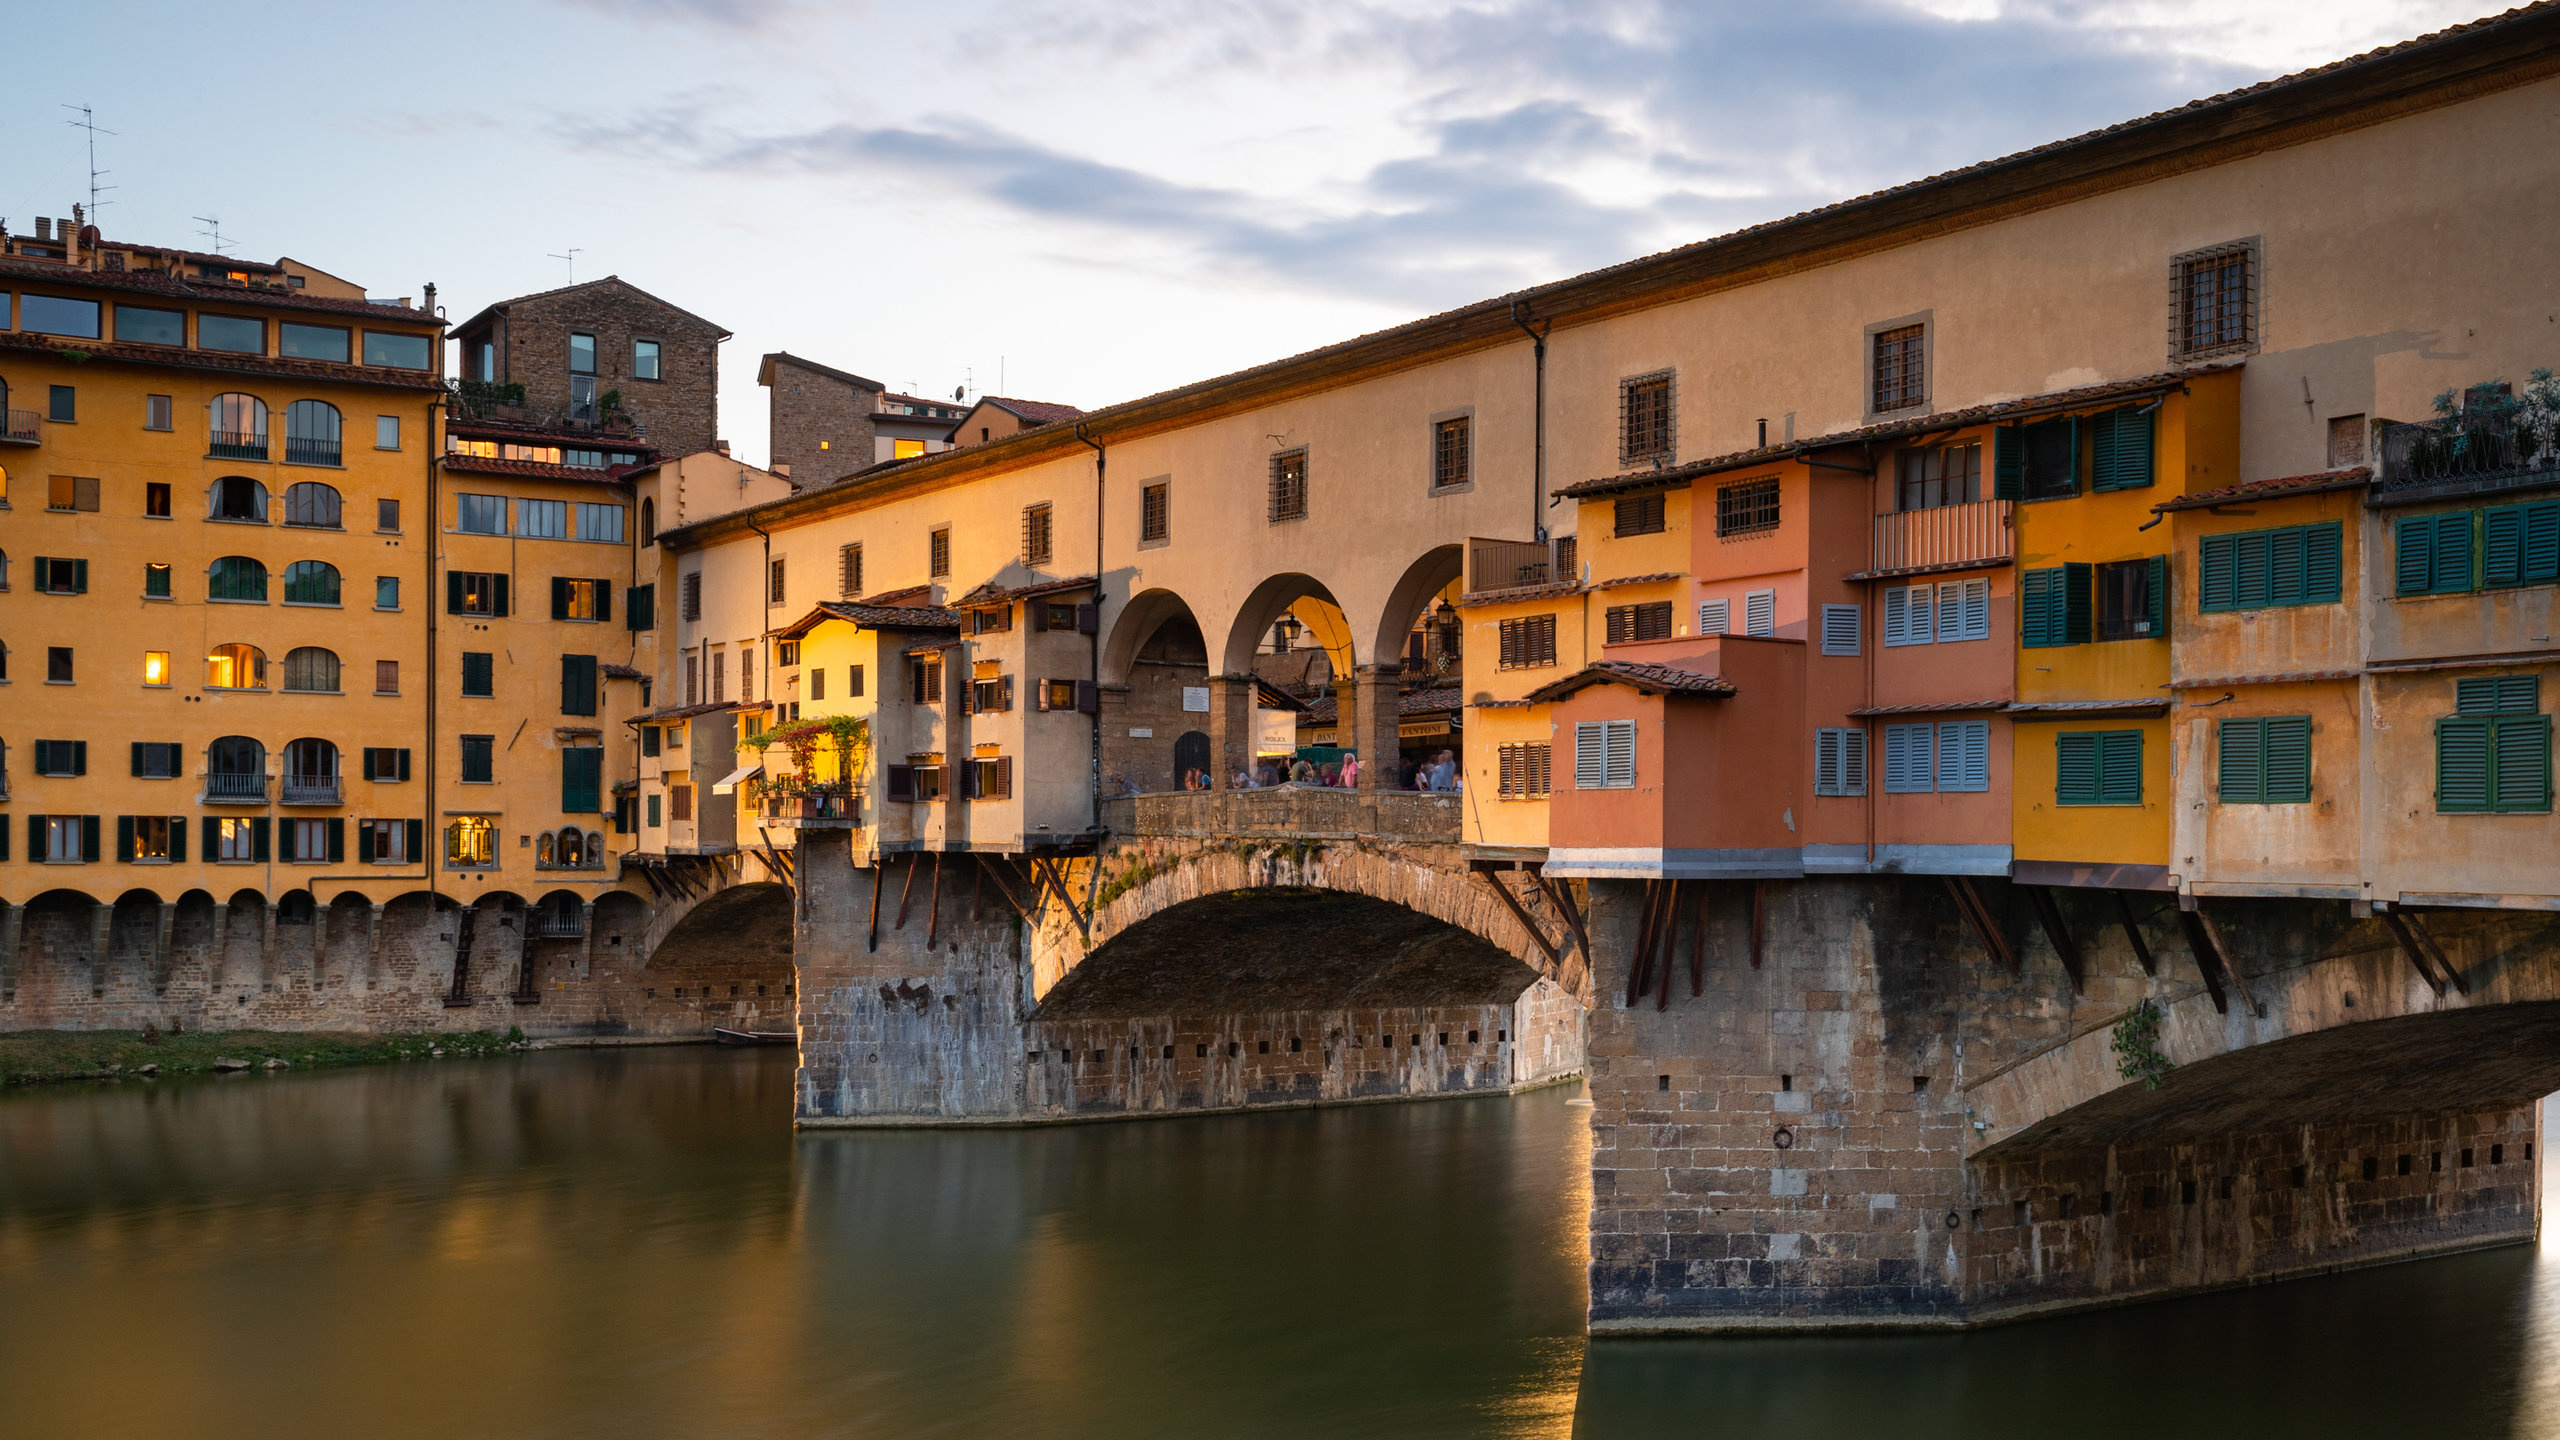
0, 1054, 2554, 1439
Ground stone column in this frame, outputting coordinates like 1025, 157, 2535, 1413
152, 903, 177, 995
578, 902, 598, 979
364, 904, 385, 990
89, 903, 113, 998
1, 902, 22, 1001
1353, 664, 1403, 794
1207, 673, 1254, 793
259, 903, 280, 991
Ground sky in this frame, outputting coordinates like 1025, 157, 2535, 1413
9, 0, 2492, 466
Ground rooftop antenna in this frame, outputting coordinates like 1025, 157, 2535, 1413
61, 105, 116, 221
193, 215, 230, 255
548, 247, 583, 284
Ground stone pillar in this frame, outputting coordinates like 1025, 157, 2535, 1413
152, 902, 177, 995
1353, 665, 1402, 793
364, 904, 384, 990
259, 904, 280, 991
209, 902, 231, 985
578, 902, 598, 980
1, 902, 22, 1001
1207, 673, 1254, 793
89, 903, 113, 998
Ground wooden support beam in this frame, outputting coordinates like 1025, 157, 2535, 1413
2113, 892, 2156, 977
1942, 877, 2016, 974
2026, 886, 2086, 993
1627, 880, 1664, 1005
1655, 880, 1678, 1011
924, 851, 944, 952
975, 856, 1033, 920
2191, 907, 2262, 1017
1031, 855, 1091, 935
2400, 910, 2469, 996
1529, 871, 1590, 962
1749, 881, 1766, 971
894, 853, 920, 930
1476, 869, 1564, 976
1689, 880, 1710, 997
2173, 908, 2230, 1015
2379, 911, 2450, 998
866, 859, 884, 953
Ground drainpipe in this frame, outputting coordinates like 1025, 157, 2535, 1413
1510, 301, 1551, 543
1076, 422, 1105, 824
425, 385, 445, 908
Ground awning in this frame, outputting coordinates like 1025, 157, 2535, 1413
711, 763, 762, 795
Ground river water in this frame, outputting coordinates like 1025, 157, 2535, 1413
0, 1048, 2556, 1439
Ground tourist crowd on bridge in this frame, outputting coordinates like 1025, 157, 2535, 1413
1176, 750, 1462, 794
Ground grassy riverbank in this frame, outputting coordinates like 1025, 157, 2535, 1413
0, 1028, 525, 1087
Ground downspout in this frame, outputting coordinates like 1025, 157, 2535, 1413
1510, 302, 1551, 542
1077, 422, 1105, 825
426, 387, 445, 905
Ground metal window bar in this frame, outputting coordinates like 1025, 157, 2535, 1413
1716, 478, 1780, 538
2169, 240, 2258, 359
1620, 373, 1674, 466
1433, 417, 1470, 488
1269, 450, 1308, 522
1872, 326, 1926, 412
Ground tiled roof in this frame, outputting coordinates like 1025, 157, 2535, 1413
1591, 572, 1687, 589
601, 663, 646, 680
759, 351, 882, 390
2006, 699, 2172, 714
1299, 685, 1467, 724
954, 574, 1100, 606
1525, 661, 1736, 703
861, 585, 936, 607
2153, 467, 2371, 511
451, 275, 730, 342
2171, 669, 2360, 688
1458, 579, 1585, 607
813, 600, 966, 632
0, 252, 447, 326
1559, 366, 2241, 500
624, 700, 736, 723
981, 396, 1085, 426
1848, 698, 2011, 717
438, 453, 638, 484
0, 327, 446, 391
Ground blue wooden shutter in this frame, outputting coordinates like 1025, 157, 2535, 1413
2493, 716, 2553, 812
2217, 717, 2262, 802
2097, 731, 2143, 804
2437, 716, 2492, 811
1993, 426, 2023, 501
2263, 716, 2312, 803
2062, 562, 2093, 644
2055, 733, 2099, 805
2198, 534, 2237, 612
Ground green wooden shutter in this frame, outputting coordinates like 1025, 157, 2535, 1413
2146, 554, 2169, 637
71, 559, 87, 594
563, 748, 602, 813
2268, 526, 2306, 605
2091, 407, 2155, 491
551, 577, 570, 620
2020, 568, 2055, 647
561, 655, 598, 716
82, 816, 101, 862
2062, 562, 2093, 644
2217, 718, 2263, 802
2302, 522, 2343, 603
25, 815, 39, 860
492, 574, 510, 617
252, 817, 271, 862
2525, 502, 2560, 585
2438, 716, 2492, 811
2493, 716, 2553, 813
2056, 732, 2099, 805
71, 741, 86, 776
358, 821, 375, 863
628, 584, 655, 631
327, 818, 346, 863
406, 819, 424, 862
1993, 426, 2023, 501
596, 581, 613, 624
2486, 505, 2526, 587
2456, 676, 2538, 715
2263, 716, 2312, 803
2198, 535, 2238, 612
116, 815, 135, 862
202, 816, 218, 858
168, 817, 185, 862
448, 571, 467, 613
2433, 513, 2475, 594
2098, 731, 2143, 804
2232, 531, 2270, 608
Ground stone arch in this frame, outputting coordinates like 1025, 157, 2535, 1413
468, 890, 528, 1001
318, 892, 374, 991
17, 888, 106, 1011
1220, 572, 1352, 676
1101, 586, 1203, 686
1368, 544, 1465, 674
376, 890, 453, 995
650, 881, 792, 971
646, 880, 794, 1026
106, 888, 168, 999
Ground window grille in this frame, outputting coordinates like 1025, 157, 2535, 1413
1716, 478, 1780, 538
1613, 493, 1665, 536
929, 528, 950, 578
2172, 241, 2257, 359
839, 543, 863, 597
1433, 417, 1471, 489
1023, 503, 1053, 565
1620, 372, 1673, 465
1140, 482, 1170, 543
1269, 449, 1308, 522
1872, 325, 1926, 413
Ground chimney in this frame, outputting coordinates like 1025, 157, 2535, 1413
715, 439, 730, 455
34, 217, 49, 240
423, 282, 437, 315
771, 462, 791, 478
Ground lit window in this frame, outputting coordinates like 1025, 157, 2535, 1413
145, 563, 171, 598
448, 817, 496, 866
143, 650, 169, 685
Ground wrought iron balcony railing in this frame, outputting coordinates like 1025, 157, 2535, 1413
1467, 537, 1576, 593
204, 772, 270, 802
2379, 402, 2560, 502
281, 775, 341, 806
0, 409, 39, 445
284, 437, 341, 466
209, 430, 268, 461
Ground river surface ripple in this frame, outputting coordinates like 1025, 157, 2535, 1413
1, 1048, 2556, 1439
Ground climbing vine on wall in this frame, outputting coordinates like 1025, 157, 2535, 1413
2111, 1000, 2174, 1091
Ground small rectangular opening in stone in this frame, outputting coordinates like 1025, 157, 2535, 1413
2289, 1165, 2307, 1188
2363, 1156, 2379, 1181
2059, 1194, 2075, 1219
1781, 1074, 1792, 1091
1498, 1030, 1508, 1041
1196, 1043, 1209, 1058
2433, 1151, 2444, 1172
1162, 1045, 1174, 1059
1969, 1207, 1982, 1232
1258, 1040, 1270, 1054
1411, 1034, 1422, 1046
1228, 1042, 1240, 1058
2142, 1186, 2159, 1209
1438, 1032, 1448, 1046
2219, 1176, 2234, 1200
2012, 1199, 2028, 1227
2180, 1179, 2196, 1205
1912, 1075, 1929, 1093
2462, 1148, 2476, 1169
1288, 1037, 1301, 1053
1129, 1046, 1140, 1059
1468, 1030, 1479, 1043
1657, 1075, 1670, 1091
2493, 1143, 2505, 1165
2099, 1192, 2114, 1216
2398, 1154, 2412, 1176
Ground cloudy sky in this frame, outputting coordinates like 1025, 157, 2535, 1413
12, 0, 2486, 463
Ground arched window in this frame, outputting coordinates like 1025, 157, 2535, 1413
584, 829, 604, 865
209, 393, 269, 460
207, 555, 268, 601
282, 646, 341, 693
640, 497, 656, 547
210, 475, 268, 521
284, 737, 338, 781
282, 560, 340, 605
0, 550, 9, 590
558, 828, 586, 868
282, 481, 342, 528
206, 735, 265, 800
537, 832, 556, 868
284, 400, 342, 466
206, 643, 267, 689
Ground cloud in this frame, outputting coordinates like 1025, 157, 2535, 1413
550, 0, 796, 27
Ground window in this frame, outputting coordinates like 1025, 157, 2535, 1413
31, 554, 87, 594
34, 740, 87, 775
1268, 449, 1309, 522
1433, 416, 1471, 489
461, 652, 494, 697
1497, 614, 1558, 670
199, 314, 264, 353
212, 817, 262, 862
460, 735, 495, 784
48, 646, 73, 683
898, 761, 948, 804
132, 742, 181, 778
911, 652, 944, 705
145, 481, 171, 517
1620, 372, 1673, 465
375, 415, 402, 451
970, 674, 1014, 713
519, 499, 568, 539
928, 527, 951, 578
2173, 241, 2256, 358
1819, 604, 1861, 656
554, 577, 610, 621
360, 819, 415, 864
2486, 500, 2560, 589
362, 747, 414, 782
207, 555, 267, 601
973, 605, 1013, 636
562, 654, 599, 716
1613, 493, 1665, 537
563, 747, 603, 813
455, 493, 507, 534
282, 817, 334, 864
46, 474, 95, 512
356, 330, 429, 369
447, 816, 496, 866
1743, 589, 1776, 637
205, 643, 265, 689
375, 659, 400, 695
1883, 724, 1932, 793
2096, 557, 2167, 641
634, 339, 661, 380
894, 439, 926, 460
2019, 564, 2092, 647
768, 557, 788, 604
376, 575, 400, 610
22, 294, 101, 338
684, 654, 699, 704
2205, 522, 2344, 609
448, 571, 508, 617
282, 646, 341, 693
2217, 716, 2312, 804
2438, 677, 2550, 814
964, 757, 1014, 800
116, 305, 183, 346
121, 815, 176, 862
2056, 730, 2144, 806
1023, 503, 1053, 565
1813, 727, 1868, 796
1714, 478, 1781, 538
143, 648, 170, 684
1604, 601, 1673, 644
145, 395, 174, 432
1698, 599, 1728, 635
569, 333, 598, 421
283, 560, 341, 606
209, 474, 267, 521
576, 502, 625, 544
647, 793, 663, 828
1936, 721, 1992, 792
1896, 443, 1981, 511
278, 323, 351, 363
1140, 482, 1170, 544
46, 385, 74, 423
626, 583, 655, 631
808, 667, 825, 701
283, 400, 342, 466
1884, 579, 1990, 646
839, 543, 863, 596
2090, 407, 2156, 492
1496, 742, 1551, 798
681, 571, 702, 621
1574, 720, 1637, 789
1871, 325, 1927, 412
41, 815, 97, 863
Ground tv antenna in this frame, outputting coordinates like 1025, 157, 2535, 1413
61, 105, 117, 221
548, 247, 583, 284
193, 215, 230, 255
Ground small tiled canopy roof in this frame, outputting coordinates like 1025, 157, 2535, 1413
2151, 466, 2371, 511
1459, 579, 1585, 607
770, 599, 966, 639
1524, 661, 1736, 704
622, 699, 735, 724
952, 574, 1099, 606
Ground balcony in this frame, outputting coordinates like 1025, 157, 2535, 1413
1467, 536, 1576, 594
0, 409, 39, 445
281, 775, 342, 806
764, 783, 859, 827
1868, 499, 2013, 576
531, 911, 587, 939
2378, 403, 2560, 505
209, 430, 269, 461
203, 772, 270, 803
284, 437, 342, 466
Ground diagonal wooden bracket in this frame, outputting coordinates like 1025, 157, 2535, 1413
974, 854, 1034, 921
1031, 854, 1092, 937
1943, 876, 2015, 974
1527, 871, 1590, 961
1473, 865, 1564, 977
2380, 910, 2449, 997
2381, 909, 2468, 997
2112, 892, 2157, 977
2191, 907, 2263, 1018
2025, 886, 2086, 993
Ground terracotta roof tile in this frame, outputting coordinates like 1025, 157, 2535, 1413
0, 253, 447, 326
1525, 661, 1736, 704
1848, 699, 2011, 717
979, 396, 1085, 426
953, 574, 1100, 606
0, 327, 445, 391
625, 699, 736, 723
2153, 467, 2371, 511
1459, 579, 1586, 607
1591, 571, 1687, 589
438, 453, 638, 483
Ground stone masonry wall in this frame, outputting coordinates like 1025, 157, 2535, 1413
499, 280, 724, 457
767, 359, 880, 485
